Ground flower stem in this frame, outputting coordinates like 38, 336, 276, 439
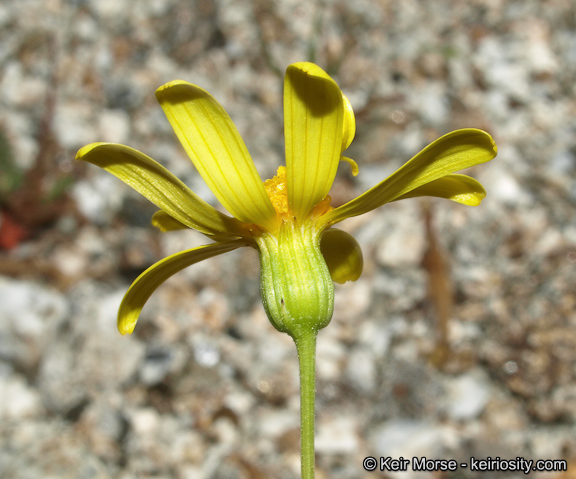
293, 330, 318, 479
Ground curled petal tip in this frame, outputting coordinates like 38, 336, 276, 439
288, 62, 332, 80
118, 320, 135, 335
490, 135, 498, 155
155, 79, 192, 95
75, 142, 106, 160
341, 156, 359, 176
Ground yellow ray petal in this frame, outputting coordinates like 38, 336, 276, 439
156, 81, 277, 230
341, 93, 356, 151
284, 63, 344, 219
118, 240, 246, 334
341, 156, 359, 176
320, 228, 363, 284
151, 210, 235, 242
321, 129, 497, 226
393, 174, 487, 206
151, 210, 189, 232
76, 143, 249, 238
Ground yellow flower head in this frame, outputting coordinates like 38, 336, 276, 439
76, 62, 497, 338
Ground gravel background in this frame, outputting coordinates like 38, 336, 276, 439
1, 0, 576, 478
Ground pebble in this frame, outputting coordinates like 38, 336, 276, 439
0, 374, 44, 420
344, 347, 377, 394
54, 103, 97, 150
375, 205, 426, 268
442, 371, 490, 420
370, 419, 448, 459
0, 278, 68, 372
316, 415, 359, 454
97, 109, 131, 144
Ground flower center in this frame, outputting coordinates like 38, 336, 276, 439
264, 166, 290, 218
258, 168, 336, 337
264, 166, 334, 226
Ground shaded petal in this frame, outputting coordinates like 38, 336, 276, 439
321, 129, 497, 226
118, 240, 246, 334
76, 143, 249, 238
156, 81, 277, 230
393, 174, 486, 206
152, 210, 236, 242
320, 228, 363, 284
151, 210, 189, 231
284, 63, 344, 219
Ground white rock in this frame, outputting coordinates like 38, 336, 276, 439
316, 415, 358, 454
345, 347, 376, 393
550, 150, 576, 176
412, 83, 448, 126
72, 174, 124, 225
379, 226, 426, 266
358, 320, 392, 359
0, 5, 11, 28
129, 407, 160, 436
0, 375, 44, 419
482, 157, 532, 206
93, 289, 125, 332
139, 347, 176, 385
0, 278, 68, 368
334, 279, 372, 320
51, 243, 88, 278
70, 11, 99, 41
376, 205, 425, 267
316, 335, 346, 381
523, 21, 558, 74
0, 63, 46, 107
54, 102, 95, 149
77, 332, 145, 388
257, 409, 297, 439
37, 345, 87, 412
535, 228, 564, 257
98, 109, 131, 144
180, 466, 205, 479
0, 278, 67, 337
89, 0, 126, 18
223, 389, 255, 416
443, 372, 490, 420
191, 337, 220, 368
370, 419, 448, 459
397, 127, 426, 158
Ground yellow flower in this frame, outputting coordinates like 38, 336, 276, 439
76, 62, 497, 338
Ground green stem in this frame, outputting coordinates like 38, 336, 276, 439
294, 331, 318, 479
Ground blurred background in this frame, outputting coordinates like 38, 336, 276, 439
1, 0, 575, 478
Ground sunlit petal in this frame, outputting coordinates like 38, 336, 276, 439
393, 174, 487, 206
320, 228, 363, 284
76, 143, 249, 238
341, 93, 356, 151
321, 129, 497, 226
118, 240, 246, 334
284, 63, 344, 219
156, 81, 277, 230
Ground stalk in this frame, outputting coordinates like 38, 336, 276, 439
294, 330, 318, 479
